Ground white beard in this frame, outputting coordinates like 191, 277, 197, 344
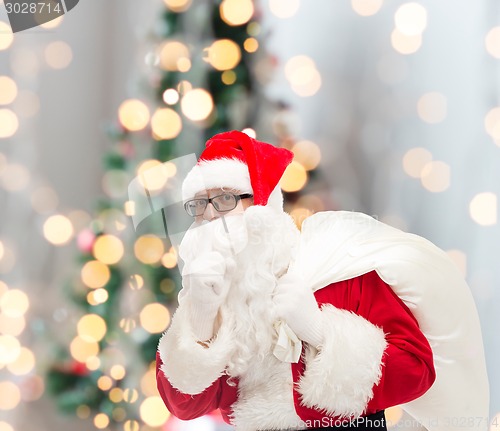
178, 205, 300, 377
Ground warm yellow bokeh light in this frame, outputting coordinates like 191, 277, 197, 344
161, 252, 177, 269
221, 70, 237, 85
87, 288, 109, 306
128, 274, 144, 290
351, 0, 383, 16
0, 289, 29, 317
110, 364, 126, 380
15, 90, 40, 118
43, 215, 74, 245
40, 15, 64, 29
31, 186, 59, 214
391, 29, 422, 55
0, 421, 14, 431
247, 22, 260, 36
140, 303, 171, 334
86, 356, 101, 371
137, 159, 165, 192
21, 375, 44, 401
244, 37, 259, 53
285, 56, 322, 97
109, 387, 123, 403
97, 376, 113, 391
140, 367, 157, 397
118, 99, 150, 132
94, 413, 110, 429
269, 0, 300, 19
220, 0, 254, 26
76, 405, 91, 419
181, 89, 214, 121
151, 108, 182, 140
402, 147, 433, 178
92, 234, 124, 265
469, 192, 497, 226
0, 76, 17, 105
119, 318, 137, 333
0, 22, 14, 51
123, 388, 139, 403
0, 381, 21, 410
290, 207, 313, 229
417, 92, 447, 124
394, 2, 427, 36
205, 39, 241, 71
124, 419, 140, 431
140, 396, 170, 427
484, 107, 500, 139
0, 109, 19, 138
485, 27, 500, 59
162, 0, 191, 13
280, 161, 308, 192
159, 41, 190, 72
0, 314, 25, 337
81, 260, 111, 289
420, 161, 451, 193
134, 236, 165, 264
7, 347, 35, 375
0, 335, 21, 364
45, 41, 73, 69
163, 89, 179, 105
385, 406, 403, 427
292, 140, 321, 170
77, 314, 107, 342
70, 336, 99, 363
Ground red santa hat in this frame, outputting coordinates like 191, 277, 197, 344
182, 130, 294, 208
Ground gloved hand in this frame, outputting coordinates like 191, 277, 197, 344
273, 273, 324, 349
183, 251, 235, 341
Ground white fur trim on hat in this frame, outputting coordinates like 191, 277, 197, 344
182, 158, 252, 200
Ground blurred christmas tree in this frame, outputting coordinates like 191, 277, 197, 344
45, 1, 270, 429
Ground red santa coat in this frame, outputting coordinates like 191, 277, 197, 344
156, 270, 435, 427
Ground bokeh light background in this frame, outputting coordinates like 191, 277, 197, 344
1, 0, 499, 430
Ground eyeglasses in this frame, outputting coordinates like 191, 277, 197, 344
184, 193, 253, 217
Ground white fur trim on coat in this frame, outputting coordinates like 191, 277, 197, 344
298, 304, 387, 419
182, 158, 252, 200
158, 305, 234, 395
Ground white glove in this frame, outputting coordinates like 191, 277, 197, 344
183, 251, 235, 341
273, 274, 324, 349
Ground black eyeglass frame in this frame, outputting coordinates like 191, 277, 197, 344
184, 193, 253, 217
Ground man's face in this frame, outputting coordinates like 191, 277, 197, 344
190, 188, 254, 223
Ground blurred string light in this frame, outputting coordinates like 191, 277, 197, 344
280, 161, 308, 192
0, 76, 18, 105
484, 107, 500, 146
420, 160, 450, 193
151, 108, 182, 139
162, 0, 192, 13
485, 27, 500, 59
0, 109, 19, 138
43, 214, 74, 245
402, 147, 433, 178
269, 0, 300, 19
159, 41, 191, 72
291, 140, 321, 170
285, 55, 322, 97
391, 3, 427, 55
14, 90, 40, 118
1, 162, 30, 191
81, 260, 111, 288
118, 99, 150, 132
140, 396, 170, 427
204, 39, 241, 71
351, 0, 383, 17
92, 234, 124, 265
163, 89, 180, 105
0, 21, 14, 50
139, 303, 170, 333
44, 41, 73, 69
220, 0, 254, 26
384, 406, 403, 428
417, 92, 447, 124
77, 314, 107, 342
181, 89, 214, 121
134, 235, 165, 264
469, 192, 497, 226
31, 186, 59, 214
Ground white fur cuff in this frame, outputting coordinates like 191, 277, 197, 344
158, 305, 234, 395
298, 305, 387, 418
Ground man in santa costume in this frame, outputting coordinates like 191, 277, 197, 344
156, 131, 489, 431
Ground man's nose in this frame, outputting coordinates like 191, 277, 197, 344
203, 202, 218, 221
